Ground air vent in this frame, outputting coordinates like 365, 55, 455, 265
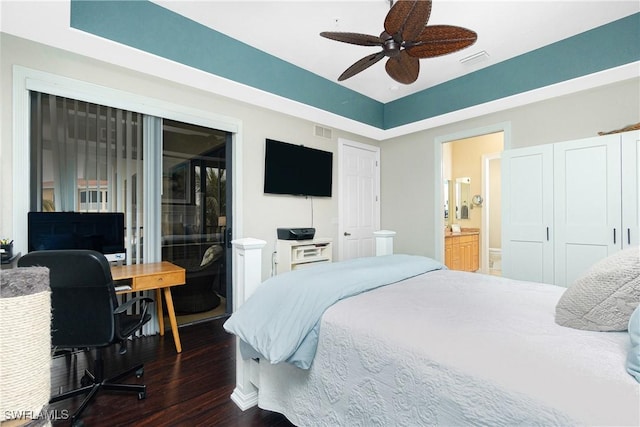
459, 50, 489, 65
314, 125, 333, 139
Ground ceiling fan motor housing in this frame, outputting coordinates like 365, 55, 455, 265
381, 32, 401, 57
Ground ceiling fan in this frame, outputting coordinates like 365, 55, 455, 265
320, 0, 477, 84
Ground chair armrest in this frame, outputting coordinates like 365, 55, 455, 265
114, 296, 155, 340
114, 296, 154, 314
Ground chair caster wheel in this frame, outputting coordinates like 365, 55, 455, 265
136, 367, 144, 378
80, 374, 92, 387
138, 391, 146, 400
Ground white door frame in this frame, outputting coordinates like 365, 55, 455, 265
12, 66, 244, 334
481, 152, 501, 273
12, 66, 243, 257
338, 138, 380, 261
433, 123, 511, 263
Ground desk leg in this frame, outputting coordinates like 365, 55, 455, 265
156, 288, 164, 337
163, 287, 182, 353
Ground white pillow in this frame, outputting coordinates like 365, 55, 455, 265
555, 247, 640, 331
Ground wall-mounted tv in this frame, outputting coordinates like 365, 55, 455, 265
264, 139, 333, 197
28, 211, 126, 262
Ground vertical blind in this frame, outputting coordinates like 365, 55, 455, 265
30, 92, 159, 335
30, 92, 145, 264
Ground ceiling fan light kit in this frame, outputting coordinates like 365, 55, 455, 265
320, 0, 477, 84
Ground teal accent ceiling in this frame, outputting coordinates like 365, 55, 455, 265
70, 1, 638, 130
384, 12, 640, 129
70, 0, 384, 127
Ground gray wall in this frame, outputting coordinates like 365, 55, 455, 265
380, 78, 640, 258
0, 34, 378, 277
2, 33, 638, 274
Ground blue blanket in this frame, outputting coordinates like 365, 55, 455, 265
223, 254, 445, 369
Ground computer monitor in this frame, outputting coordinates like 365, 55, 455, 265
27, 211, 126, 262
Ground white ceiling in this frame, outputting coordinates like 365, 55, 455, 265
154, 0, 639, 103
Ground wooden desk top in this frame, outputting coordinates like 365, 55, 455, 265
111, 261, 185, 292
111, 261, 183, 280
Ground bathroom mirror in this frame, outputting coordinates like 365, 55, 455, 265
455, 177, 471, 220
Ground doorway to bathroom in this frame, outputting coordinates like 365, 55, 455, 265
442, 131, 503, 274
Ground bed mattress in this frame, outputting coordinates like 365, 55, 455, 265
257, 270, 639, 426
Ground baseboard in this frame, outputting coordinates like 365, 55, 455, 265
230, 387, 258, 411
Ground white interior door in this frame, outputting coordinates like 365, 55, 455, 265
502, 145, 554, 284
554, 135, 621, 286
339, 139, 380, 260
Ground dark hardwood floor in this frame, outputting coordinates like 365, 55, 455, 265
49, 317, 294, 427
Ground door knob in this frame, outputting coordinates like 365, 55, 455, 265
344, 232, 351, 236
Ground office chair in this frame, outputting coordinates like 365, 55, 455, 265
18, 250, 154, 426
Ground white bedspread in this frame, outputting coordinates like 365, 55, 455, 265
257, 270, 640, 426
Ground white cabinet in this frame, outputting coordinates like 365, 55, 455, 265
276, 238, 333, 274
502, 130, 639, 286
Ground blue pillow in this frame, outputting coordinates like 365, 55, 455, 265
627, 305, 640, 382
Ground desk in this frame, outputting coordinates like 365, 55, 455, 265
111, 261, 186, 353
0, 252, 21, 269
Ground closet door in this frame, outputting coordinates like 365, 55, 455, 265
502, 145, 554, 284
622, 131, 640, 248
553, 135, 621, 287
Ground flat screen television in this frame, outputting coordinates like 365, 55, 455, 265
28, 212, 126, 262
264, 139, 333, 197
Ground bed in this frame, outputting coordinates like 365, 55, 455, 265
224, 239, 640, 426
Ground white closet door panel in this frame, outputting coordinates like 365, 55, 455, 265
508, 241, 547, 282
560, 243, 610, 286
502, 145, 554, 283
554, 135, 621, 286
622, 131, 640, 248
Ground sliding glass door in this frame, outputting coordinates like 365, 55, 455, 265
161, 120, 230, 325
29, 93, 232, 332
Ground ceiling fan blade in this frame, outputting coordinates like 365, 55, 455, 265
338, 51, 386, 81
384, 0, 432, 41
405, 25, 478, 58
385, 50, 419, 84
320, 32, 383, 47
